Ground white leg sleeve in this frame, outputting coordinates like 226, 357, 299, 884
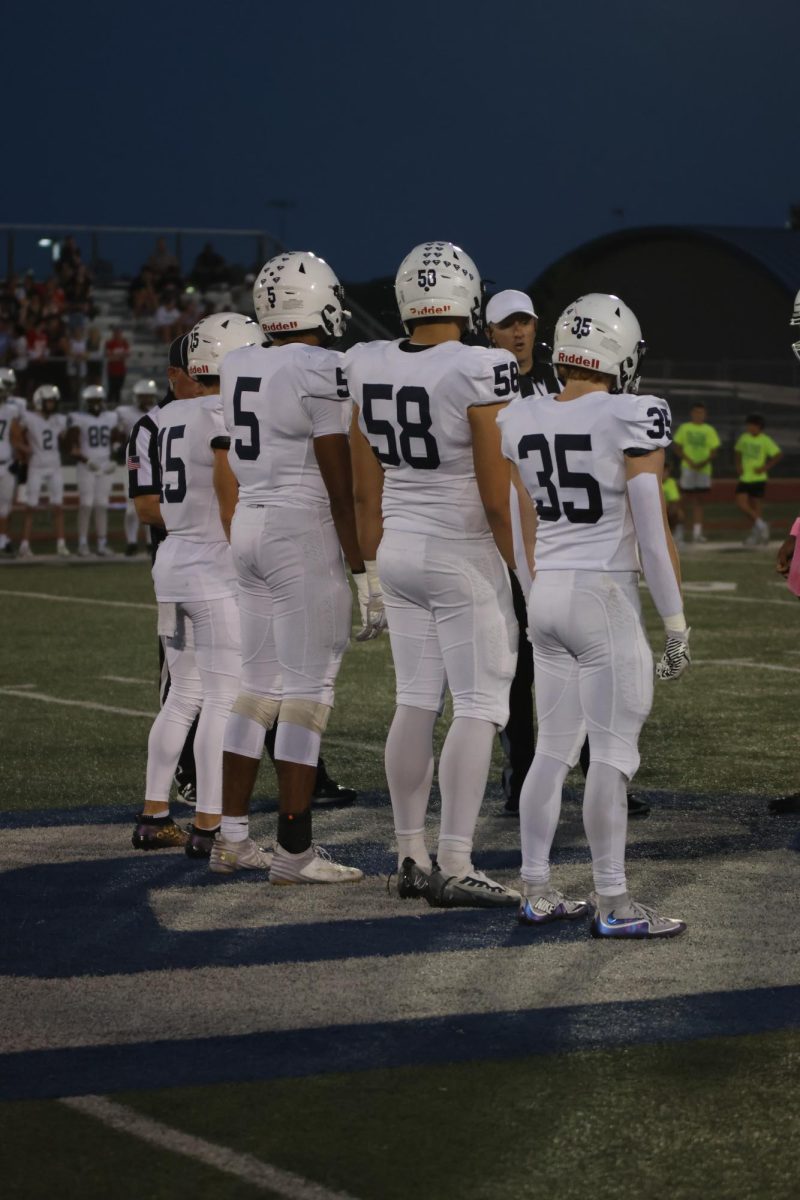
145, 627, 203, 802
582, 761, 629, 895
187, 597, 241, 817
78, 506, 91, 545
385, 704, 437, 870
519, 753, 570, 889
437, 716, 496, 875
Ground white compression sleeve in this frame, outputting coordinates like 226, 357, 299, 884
627, 472, 684, 626
509, 482, 533, 600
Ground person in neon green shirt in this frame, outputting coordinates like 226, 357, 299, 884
661, 462, 685, 544
672, 403, 720, 542
735, 414, 782, 545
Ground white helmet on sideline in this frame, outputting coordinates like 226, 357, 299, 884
395, 241, 483, 334
553, 293, 646, 393
253, 251, 349, 341
81, 384, 107, 413
0, 366, 17, 395
132, 378, 159, 411
187, 312, 261, 378
32, 384, 61, 412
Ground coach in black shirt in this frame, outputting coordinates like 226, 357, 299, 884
486, 289, 559, 399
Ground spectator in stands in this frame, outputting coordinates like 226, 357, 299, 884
58, 236, 82, 275
46, 315, 69, 394
85, 321, 104, 385
104, 325, 130, 403
11, 324, 29, 391
129, 266, 160, 318
145, 237, 180, 288
154, 291, 182, 343
67, 324, 88, 400
190, 241, 226, 290
26, 322, 49, 389
735, 414, 782, 545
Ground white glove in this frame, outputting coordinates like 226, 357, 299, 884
102, 460, 116, 475
87, 460, 101, 474
656, 626, 691, 681
354, 561, 387, 642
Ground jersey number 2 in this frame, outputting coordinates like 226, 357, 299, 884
518, 433, 603, 524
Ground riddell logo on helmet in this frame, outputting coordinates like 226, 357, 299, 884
409, 303, 452, 316
189, 364, 209, 375
266, 320, 299, 331
556, 351, 601, 369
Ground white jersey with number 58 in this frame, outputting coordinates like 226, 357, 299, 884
498, 390, 673, 572
220, 342, 349, 510
344, 339, 519, 540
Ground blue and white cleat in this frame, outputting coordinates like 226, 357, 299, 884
518, 889, 590, 926
589, 895, 686, 939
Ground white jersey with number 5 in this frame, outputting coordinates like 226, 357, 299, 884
219, 342, 349, 510
498, 391, 673, 572
344, 339, 519, 540
152, 395, 236, 602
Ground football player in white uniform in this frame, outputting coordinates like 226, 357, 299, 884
499, 293, 689, 939
132, 314, 262, 856
212, 252, 367, 885
347, 241, 520, 908
0, 369, 25, 554
11, 385, 70, 558
117, 378, 159, 556
65, 385, 124, 556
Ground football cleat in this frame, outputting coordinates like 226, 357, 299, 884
95, 545, 115, 557
518, 889, 591, 926
131, 814, 188, 851
312, 769, 356, 807
77, 545, 92, 558
174, 775, 197, 808
56, 544, 71, 558
589, 894, 686, 939
768, 792, 800, 815
209, 836, 273, 875
125, 542, 139, 557
627, 793, 650, 817
185, 824, 218, 860
17, 543, 33, 558
396, 857, 432, 900
424, 865, 520, 909
269, 844, 364, 885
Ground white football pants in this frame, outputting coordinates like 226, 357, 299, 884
76, 462, 114, 508
377, 530, 517, 727
145, 595, 241, 815
527, 569, 653, 777
231, 504, 352, 705
25, 463, 64, 508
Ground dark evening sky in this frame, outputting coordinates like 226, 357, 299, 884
8, 0, 799, 287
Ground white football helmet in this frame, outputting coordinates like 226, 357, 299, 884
187, 312, 261, 378
395, 241, 483, 334
253, 252, 349, 341
790, 288, 800, 363
553, 293, 646, 393
32, 384, 61, 412
0, 366, 17, 395
81, 384, 107, 413
131, 378, 159, 411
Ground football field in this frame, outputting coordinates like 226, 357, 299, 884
1, 528, 799, 1199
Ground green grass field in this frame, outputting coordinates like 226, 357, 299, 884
1, 533, 799, 1199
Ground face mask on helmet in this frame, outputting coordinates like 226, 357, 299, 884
395, 242, 484, 335
82, 385, 106, 414
253, 252, 350, 342
0, 368, 16, 396
34, 385, 60, 414
553, 293, 647, 394
133, 380, 159, 410
187, 312, 262, 378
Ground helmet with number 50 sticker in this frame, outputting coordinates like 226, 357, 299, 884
553, 293, 646, 394
187, 312, 261, 378
253, 251, 349, 341
395, 241, 483, 335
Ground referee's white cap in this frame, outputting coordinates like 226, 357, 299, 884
485, 289, 537, 325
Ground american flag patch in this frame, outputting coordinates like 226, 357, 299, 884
127, 454, 140, 470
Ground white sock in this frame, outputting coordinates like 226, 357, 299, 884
437, 716, 496, 876
57, 537, 66, 550
520, 753, 569, 889
0, 534, 7, 549
20, 539, 30, 551
582, 761, 629, 895
754, 518, 766, 532
78, 505, 91, 545
221, 815, 249, 843
95, 504, 108, 545
124, 506, 139, 544
693, 523, 702, 536
385, 705, 436, 871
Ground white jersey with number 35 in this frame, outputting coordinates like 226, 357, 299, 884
344, 339, 519, 540
498, 390, 673, 572
220, 342, 349, 510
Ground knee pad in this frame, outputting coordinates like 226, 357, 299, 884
231, 691, 281, 730
274, 700, 332, 767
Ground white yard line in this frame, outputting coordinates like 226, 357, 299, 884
60, 1096, 358, 1200
694, 658, 800, 674
678, 593, 796, 608
99, 675, 152, 685
0, 688, 155, 719
0, 588, 153, 611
